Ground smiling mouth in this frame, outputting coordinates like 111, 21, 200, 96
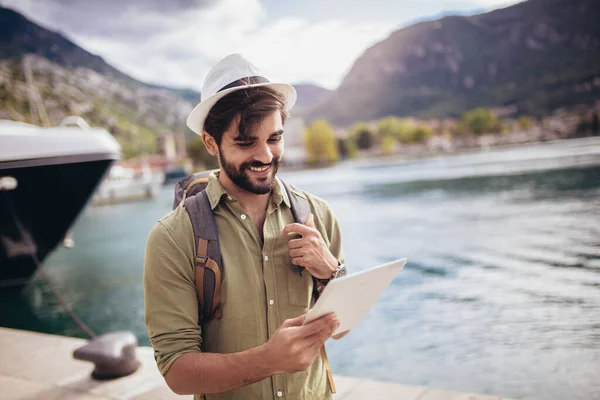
248, 165, 270, 172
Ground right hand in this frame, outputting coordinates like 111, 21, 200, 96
261, 313, 339, 374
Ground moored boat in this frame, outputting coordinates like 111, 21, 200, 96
0, 117, 120, 287
91, 163, 164, 206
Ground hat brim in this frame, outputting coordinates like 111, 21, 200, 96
186, 82, 297, 136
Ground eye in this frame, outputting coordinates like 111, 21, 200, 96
268, 136, 283, 143
236, 142, 254, 148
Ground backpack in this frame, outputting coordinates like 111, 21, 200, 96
173, 170, 311, 324
172, 170, 337, 394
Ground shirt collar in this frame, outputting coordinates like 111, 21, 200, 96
273, 177, 291, 209
205, 170, 291, 210
205, 171, 227, 210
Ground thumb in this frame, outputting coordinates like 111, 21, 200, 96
305, 213, 315, 228
282, 314, 307, 328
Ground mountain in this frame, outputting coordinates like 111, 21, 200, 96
0, 7, 133, 82
292, 84, 332, 112
0, 6, 202, 98
0, 6, 201, 158
308, 0, 600, 126
0, 6, 331, 137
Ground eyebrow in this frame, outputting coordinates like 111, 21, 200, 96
232, 130, 284, 142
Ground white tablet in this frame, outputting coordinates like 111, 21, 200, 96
304, 258, 407, 335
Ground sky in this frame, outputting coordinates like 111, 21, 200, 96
3, 0, 522, 91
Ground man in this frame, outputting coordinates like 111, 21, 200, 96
144, 54, 347, 400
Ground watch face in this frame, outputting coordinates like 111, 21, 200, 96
336, 266, 347, 278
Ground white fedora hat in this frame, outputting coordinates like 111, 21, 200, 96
186, 53, 297, 135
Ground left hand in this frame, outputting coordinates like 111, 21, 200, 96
282, 214, 338, 280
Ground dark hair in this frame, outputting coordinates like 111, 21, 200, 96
203, 87, 288, 146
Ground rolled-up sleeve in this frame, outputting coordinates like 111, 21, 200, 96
143, 218, 202, 376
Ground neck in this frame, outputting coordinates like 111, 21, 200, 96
217, 168, 271, 213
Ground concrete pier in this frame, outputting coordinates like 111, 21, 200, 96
0, 327, 514, 400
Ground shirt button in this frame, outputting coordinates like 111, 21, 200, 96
240, 214, 247, 220
269, 299, 274, 306
277, 391, 283, 397
264, 255, 269, 261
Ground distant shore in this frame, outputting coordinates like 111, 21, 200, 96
282, 130, 600, 172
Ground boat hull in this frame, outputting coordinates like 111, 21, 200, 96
0, 156, 115, 286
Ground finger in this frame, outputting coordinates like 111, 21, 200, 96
289, 248, 305, 258
305, 213, 316, 228
297, 313, 337, 337
298, 321, 335, 346
287, 238, 305, 250
332, 330, 350, 340
291, 256, 305, 266
306, 327, 335, 348
283, 223, 314, 237
304, 321, 339, 347
281, 314, 307, 328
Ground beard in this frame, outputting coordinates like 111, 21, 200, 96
219, 151, 280, 195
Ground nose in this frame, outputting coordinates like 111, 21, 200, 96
254, 142, 273, 165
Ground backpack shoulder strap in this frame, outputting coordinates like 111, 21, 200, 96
184, 190, 223, 323
281, 181, 310, 225
173, 170, 214, 209
281, 181, 311, 276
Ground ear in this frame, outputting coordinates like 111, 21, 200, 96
202, 131, 219, 156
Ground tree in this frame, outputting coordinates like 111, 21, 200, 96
377, 117, 432, 144
303, 120, 339, 164
451, 121, 470, 136
518, 116, 535, 130
380, 135, 397, 156
348, 122, 375, 150
187, 136, 219, 169
460, 108, 503, 135
337, 137, 359, 159
411, 125, 434, 143
377, 117, 409, 140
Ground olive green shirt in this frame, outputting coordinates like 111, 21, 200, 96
144, 172, 344, 400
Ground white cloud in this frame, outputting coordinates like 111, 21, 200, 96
468, 0, 523, 9
76, 0, 394, 90
229, 18, 394, 89
4, 0, 395, 90
414, 0, 523, 11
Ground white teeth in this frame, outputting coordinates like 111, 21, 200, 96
249, 165, 269, 172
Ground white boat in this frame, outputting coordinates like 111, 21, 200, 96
92, 164, 164, 206
0, 117, 120, 286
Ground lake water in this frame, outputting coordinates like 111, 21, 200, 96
2, 137, 600, 400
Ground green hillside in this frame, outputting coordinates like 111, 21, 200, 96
307, 0, 600, 125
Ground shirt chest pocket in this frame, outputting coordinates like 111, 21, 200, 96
280, 255, 314, 309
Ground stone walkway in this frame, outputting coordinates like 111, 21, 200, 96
0, 327, 515, 400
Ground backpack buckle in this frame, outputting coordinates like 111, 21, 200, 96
196, 255, 208, 267
291, 265, 304, 276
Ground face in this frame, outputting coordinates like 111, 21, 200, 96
205, 110, 284, 195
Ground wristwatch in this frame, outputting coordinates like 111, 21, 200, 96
332, 263, 347, 279
315, 263, 346, 295
316, 263, 346, 287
